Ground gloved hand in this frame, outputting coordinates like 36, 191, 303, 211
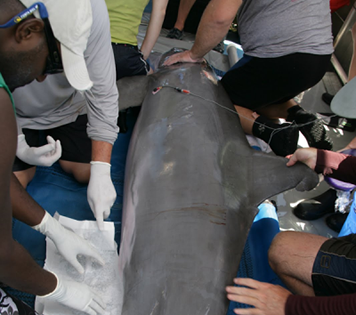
36, 272, 106, 315
32, 211, 105, 274
16, 134, 62, 166
87, 161, 116, 230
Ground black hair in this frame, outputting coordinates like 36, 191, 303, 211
0, 0, 26, 23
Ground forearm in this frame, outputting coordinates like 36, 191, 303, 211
141, 0, 168, 60
315, 149, 356, 184
11, 173, 45, 226
190, 0, 241, 59
286, 294, 356, 315
0, 239, 56, 296
91, 140, 113, 163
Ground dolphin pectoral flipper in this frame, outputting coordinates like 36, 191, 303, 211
116, 75, 152, 110
247, 152, 320, 207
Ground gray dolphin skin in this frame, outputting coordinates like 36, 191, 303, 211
118, 48, 319, 315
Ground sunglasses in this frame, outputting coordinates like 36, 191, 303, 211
0, 2, 64, 75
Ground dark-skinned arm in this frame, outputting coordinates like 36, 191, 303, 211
0, 88, 56, 295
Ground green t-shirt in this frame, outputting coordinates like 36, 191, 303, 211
105, 0, 149, 45
0, 73, 15, 112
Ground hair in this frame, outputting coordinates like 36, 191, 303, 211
0, 0, 26, 23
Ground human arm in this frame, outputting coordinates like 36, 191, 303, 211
140, 0, 169, 60
11, 172, 105, 274
87, 140, 116, 230
0, 88, 57, 296
287, 148, 356, 184
84, 0, 119, 228
285, 293, 356, 315
226, 278, 291, 315
163, 0, 242, 65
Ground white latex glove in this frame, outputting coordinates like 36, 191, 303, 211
16, 134, 62, 166
32, 211, 105, 274
36, 272, 106, 315
87, 161, 116, 230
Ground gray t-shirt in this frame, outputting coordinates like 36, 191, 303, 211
237, 0, 334, 58
14, 0, 119, 145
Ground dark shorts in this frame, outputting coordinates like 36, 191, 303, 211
220, 53, 331, 111
0, 288, 39, 315
312, 233, 356, 296
13, 115, 91, 171
112, 43, 150, 81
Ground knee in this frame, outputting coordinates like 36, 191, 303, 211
14, 168, 36, 188
59, 161, 90, 184
268, 231, 296, 273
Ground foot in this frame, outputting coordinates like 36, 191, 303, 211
326, 212, 348, 233
258, 123, 299, 157
166, 28, 184, 40
287, 105, 333, 150
322, 92, 334, 106
293, 189, 337, 220
213, 40, 225, 53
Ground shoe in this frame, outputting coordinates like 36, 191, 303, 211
293, 189, 337, 220
322, 92, 334, 106
317, 112, 356, 132
287, 105, 333, 150
213, 40, 225, 53
166, 28, 183, 40
326, 212, 348, 233
253, 116, 299, 157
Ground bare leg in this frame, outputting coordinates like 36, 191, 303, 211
268, 231, 328, 296
348, 22, 356, 81
233, 105, 257, 134
59, 160, 91, 184
14, 167, 36, 188
257, 99, 297, 120
174, 0, 197, 31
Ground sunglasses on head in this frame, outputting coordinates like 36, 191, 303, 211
0, 2, 64, 75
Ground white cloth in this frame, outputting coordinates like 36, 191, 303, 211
36, 214, 123, 315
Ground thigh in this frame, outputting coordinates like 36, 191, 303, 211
47, 115, 92, 164
312, 234, 356, 296
112, 43, 150, 80
269, 231, 328, 286
221, 53, 331, 110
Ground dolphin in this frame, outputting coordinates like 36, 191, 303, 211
118, 48, 319, 315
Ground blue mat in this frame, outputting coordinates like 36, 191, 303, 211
9, 107, 283, 311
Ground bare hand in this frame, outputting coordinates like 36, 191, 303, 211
226, 278, 291, 315
163, 50, 204, 66
286, 148, 317, 170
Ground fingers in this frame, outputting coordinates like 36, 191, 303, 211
91, 295, 106, 312
95, 211, 105, 231
163, 55, 179, 66
82, 245, 105, 266
66, 256, 85, 275
103, 208, 111, 220
286, 154, 297, 167
233, 278, 262, 289
34, 142, 57, 156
